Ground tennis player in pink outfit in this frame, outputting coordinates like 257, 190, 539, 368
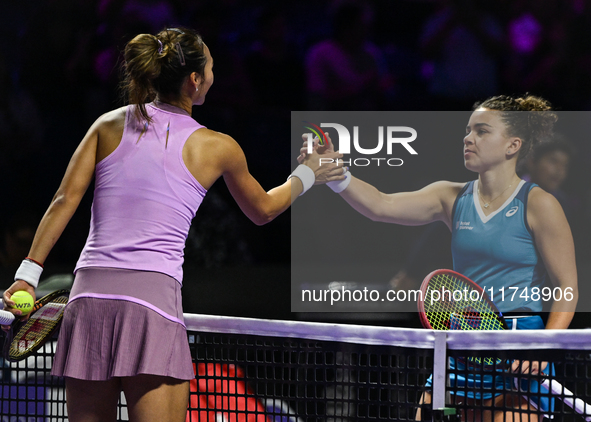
2, 27, 343, 422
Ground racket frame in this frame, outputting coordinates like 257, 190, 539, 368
4, 289, 70, 362
418, 269, 508, 331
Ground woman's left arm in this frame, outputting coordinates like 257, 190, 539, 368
511, 188, 578, 374
528, 187, 578, 329
2, 114, 100, 313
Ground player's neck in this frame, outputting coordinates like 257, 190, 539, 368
477, 171, 520, 201
154, 96, 192, 116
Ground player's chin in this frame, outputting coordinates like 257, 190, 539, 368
463, 160, 479, 173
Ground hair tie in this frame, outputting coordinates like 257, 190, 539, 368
157, 39, 163, 54
176, 42, 185, 66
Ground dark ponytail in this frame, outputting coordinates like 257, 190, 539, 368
121, 27, 207, 122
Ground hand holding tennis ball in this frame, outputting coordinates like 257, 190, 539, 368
10, 291, 35, 315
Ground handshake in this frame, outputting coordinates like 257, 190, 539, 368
290, 132, 352, 196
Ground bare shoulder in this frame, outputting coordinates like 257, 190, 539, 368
423, 180, 467, 203
86, 107, 127, 140
95, 106, 126, 128
426, 180, 466, 194
187, 127, 236, 146
93, 107, 127, 162
435, 180, 468, 217
528, 186, 564, 219
185, 128, 243, 161
527, 186, 571, 238
183, 128, 246, 188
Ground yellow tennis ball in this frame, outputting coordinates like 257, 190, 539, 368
11, 291, 34, 315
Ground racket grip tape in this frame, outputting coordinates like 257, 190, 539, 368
32, 301, 43, 313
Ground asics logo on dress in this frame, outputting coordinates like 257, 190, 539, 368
506, 206, 519, 217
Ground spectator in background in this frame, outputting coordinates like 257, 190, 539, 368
304, 0, 389, 110
420, 0, 504, 110
521, 135, 580, 225
503, 0, 576, 108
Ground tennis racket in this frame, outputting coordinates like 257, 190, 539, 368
418, 269, 591, 420
1, 289, 69, 362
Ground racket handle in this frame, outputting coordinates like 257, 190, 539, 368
542, 379, 591, 420
0, 310, 15, 325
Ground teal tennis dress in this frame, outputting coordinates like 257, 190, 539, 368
428, 180, 553, 413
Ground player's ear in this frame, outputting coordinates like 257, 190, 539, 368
506, 137, 522, 157
190, 72, 202, 89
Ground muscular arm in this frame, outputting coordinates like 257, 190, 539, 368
222, 139, 293, 225
509, 189, 578, 374
338, 178, 464, 228
527, 188, 578, 329
183, 129, 340, 226
27, 119, 105, 264
2, 111, 116, 308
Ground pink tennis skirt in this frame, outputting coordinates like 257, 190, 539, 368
51, 267, 194, 381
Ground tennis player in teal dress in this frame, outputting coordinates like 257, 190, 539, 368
443, 178, 555, 415
303, 94, 578, 422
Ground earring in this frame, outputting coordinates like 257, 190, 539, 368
196, 87, 199, 92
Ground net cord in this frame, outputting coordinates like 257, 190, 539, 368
183, 313, 591, 351
184, 313, 437, 348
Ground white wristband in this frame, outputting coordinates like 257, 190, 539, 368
288, 164, 315, 196
14, 259, 43, 288
327, 170, 352, 193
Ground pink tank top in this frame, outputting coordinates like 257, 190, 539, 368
75, 103, 207, 284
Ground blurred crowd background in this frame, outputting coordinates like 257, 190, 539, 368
1, 0, 591, 322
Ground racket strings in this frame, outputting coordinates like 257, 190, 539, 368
422, 273, 506, 367
8, 295, 68, 360
424, 274, 504, 331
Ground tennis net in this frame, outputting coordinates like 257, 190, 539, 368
1, 314, 591, 421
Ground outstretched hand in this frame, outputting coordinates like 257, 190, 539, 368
298, 133, 347, 185
297, 132, 336, 161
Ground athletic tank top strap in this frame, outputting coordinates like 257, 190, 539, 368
451, 181, 472, 224
517, 181, 536, 236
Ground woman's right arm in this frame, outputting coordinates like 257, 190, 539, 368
338, 177, 464, 228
